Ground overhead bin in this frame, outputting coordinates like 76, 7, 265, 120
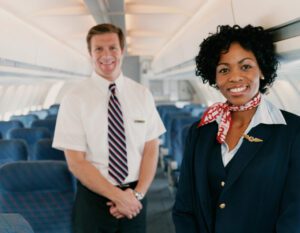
232, 0, 300, 29
0, 7, 91, 76
233, 0, 300, 59
152, 0, 300, 74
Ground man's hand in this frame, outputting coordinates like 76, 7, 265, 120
107, 202, 125, 219
107, 188, 142, 219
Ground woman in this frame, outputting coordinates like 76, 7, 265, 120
172, 25, 300, 233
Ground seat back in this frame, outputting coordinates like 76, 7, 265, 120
45, 115, 57, 120
0, 139, 28, 164
31, 138, 65, 161
163, 111, 191, 149
0, 213, 34, 233
29, 109, 49, 120
183, 104, 207, 117
30, 119, 56, 138
7, 128, 51, 157
48, 104, 60, 116
10, 114, 39, 128
170, 116, 198, 166
0, 120, 24, 139
156, 104, 178, 117
0, 161, 75, 233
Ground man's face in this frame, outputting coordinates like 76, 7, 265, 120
90, 33, 124, 81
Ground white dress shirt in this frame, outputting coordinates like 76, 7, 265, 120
53, 72, 166, 185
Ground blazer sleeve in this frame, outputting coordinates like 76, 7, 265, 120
172, 123, 199, 233
276, 125, 300, 233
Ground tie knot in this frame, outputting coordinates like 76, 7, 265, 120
109, 83, 116, 94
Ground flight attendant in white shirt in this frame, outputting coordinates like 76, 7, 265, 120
53, 23, 165, 233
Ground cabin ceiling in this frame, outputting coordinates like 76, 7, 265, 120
0, 0, 207, 58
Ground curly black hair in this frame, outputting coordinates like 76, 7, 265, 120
195, 25, 278, 94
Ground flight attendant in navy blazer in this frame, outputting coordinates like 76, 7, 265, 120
173, 24, 300, 233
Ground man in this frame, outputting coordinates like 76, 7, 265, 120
53, 23, 165, 233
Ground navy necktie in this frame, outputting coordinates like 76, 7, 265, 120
107, 83, 128, 184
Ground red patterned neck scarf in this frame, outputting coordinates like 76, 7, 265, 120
198, 93, 261, 143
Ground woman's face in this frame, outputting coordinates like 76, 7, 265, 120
215, 42, 262, 106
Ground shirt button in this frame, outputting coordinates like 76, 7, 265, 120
221, 181, 225, 187
219, 203, 226, 209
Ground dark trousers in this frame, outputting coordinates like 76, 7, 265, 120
73, 182, 147, 233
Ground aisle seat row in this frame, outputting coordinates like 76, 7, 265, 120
0, 104, 59, 139
157, 103, 206, 188
0, 106, 63, 165
9, 104, 59, 128
0, 161, 75, 233
0, 138, 65, 165
0, 104, 71, 233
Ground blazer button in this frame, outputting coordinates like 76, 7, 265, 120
219, 203, 226, 209
221, 181, 225, 187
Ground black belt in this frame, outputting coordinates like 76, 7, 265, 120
116, 181, 138, 190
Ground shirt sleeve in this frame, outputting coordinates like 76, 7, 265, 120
144, 89, 166, 141
52, 92, 87, 152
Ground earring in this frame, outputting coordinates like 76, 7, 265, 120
260, 76, 265, 80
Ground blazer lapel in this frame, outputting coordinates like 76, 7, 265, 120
194, 123, 219, 233
225, 124, 274, 188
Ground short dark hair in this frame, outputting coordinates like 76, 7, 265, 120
86, 23, 125, 53
195, 25, 278, 94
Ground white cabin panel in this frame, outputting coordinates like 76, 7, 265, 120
0, 8, 38, 63
152, 0, 235, 73
0, 7, 91, 75
232, 0, 300, 28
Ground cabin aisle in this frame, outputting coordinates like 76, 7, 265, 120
146, 167, 175, 233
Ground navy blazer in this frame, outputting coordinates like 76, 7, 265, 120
173, 110, 300, 233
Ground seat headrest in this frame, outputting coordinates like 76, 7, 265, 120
0, 161, 74, 192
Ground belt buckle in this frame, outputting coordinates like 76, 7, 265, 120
119, 183, 130, 189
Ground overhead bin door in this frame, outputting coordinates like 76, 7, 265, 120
232, 0, 300, 28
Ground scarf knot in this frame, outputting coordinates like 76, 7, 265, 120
198, 94, 261, 143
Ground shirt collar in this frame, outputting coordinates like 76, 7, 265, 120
249, 95, 286, 128
91, 71, 125, 94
